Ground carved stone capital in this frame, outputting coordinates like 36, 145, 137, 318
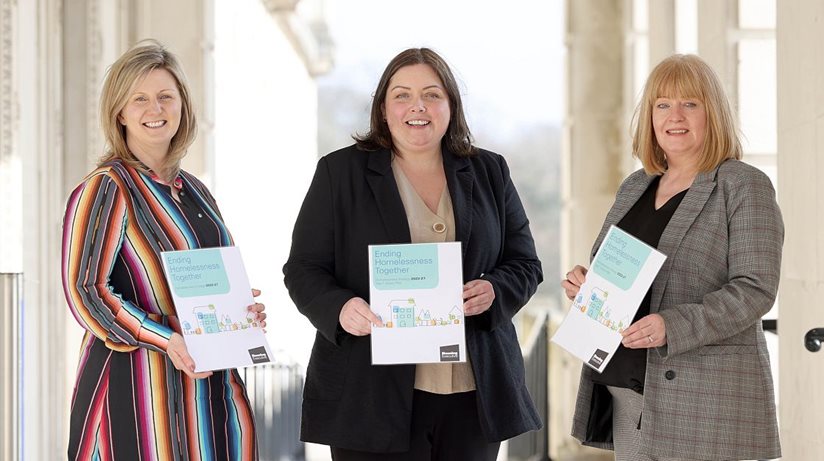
262, 0, 300, 15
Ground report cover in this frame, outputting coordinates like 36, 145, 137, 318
160, 246, 273, 372
551, 226, 666, 372
368, 242, 465, 365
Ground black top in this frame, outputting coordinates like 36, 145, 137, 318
591, 175, 687, 393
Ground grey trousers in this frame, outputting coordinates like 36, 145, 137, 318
607, 386, 714, 461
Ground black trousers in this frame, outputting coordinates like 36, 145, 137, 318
330, 390, 501, 461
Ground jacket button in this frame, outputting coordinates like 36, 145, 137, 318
665, 370, 676, 380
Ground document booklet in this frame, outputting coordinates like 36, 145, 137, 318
368, 242, 466, 365
551, 226, 666, 372
160, 246, 273, 372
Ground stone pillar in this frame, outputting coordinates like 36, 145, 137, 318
776, 1, 824, 458
131, 0, 215, 185
555, 0, 626, 458
649, 0, 676, 65
697, 0, 737, 105
12, 0, 70, 458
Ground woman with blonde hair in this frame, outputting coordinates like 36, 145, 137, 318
62, 39, 263, 460
562, 54, 782, 460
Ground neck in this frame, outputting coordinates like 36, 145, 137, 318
128, 141, 170, 178
394, 148, 442, 171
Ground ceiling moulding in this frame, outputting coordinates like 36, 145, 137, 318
262, 0, 334, 77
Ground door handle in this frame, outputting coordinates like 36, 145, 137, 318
805, 328, 824, 352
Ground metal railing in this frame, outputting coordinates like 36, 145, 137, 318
1, 273, 22, 461
509, 310, 550, 461
242, 358, 305, 461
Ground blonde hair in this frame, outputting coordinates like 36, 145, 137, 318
98, 39, 197, 181
631, 54, 741, 174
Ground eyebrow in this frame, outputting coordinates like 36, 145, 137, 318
390, 85, 443, 91
132, 88, 178, 95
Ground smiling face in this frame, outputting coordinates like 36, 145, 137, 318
652, 96, 707, 166
382, 64, 451, 157
118, 67, 182, 158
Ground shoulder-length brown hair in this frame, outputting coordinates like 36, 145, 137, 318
354, 48, 475, 157
98, 39, 197, 181
632, 54, 741, 174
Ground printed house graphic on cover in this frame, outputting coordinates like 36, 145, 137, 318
380, 298, 463, 328
181, 304, 261, 336
575, 287, 631, 333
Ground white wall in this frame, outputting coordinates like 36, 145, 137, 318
214, 0, 320, 367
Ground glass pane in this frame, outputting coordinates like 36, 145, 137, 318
738, 39, 777, 156
739, 0, 775, 29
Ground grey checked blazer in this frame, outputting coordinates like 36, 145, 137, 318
571, 159, 783, 460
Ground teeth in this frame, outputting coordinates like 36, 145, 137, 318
407, 120, 429, 126
144, 121, 166, 128
668, 129, 687, 134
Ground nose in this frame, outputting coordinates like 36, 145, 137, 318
410, 96, 426, 112
669, 105, 684, 121
149, 98, 163, 113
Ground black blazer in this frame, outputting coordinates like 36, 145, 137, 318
283, 144, 543, 453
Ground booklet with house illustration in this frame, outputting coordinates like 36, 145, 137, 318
369, 242, 466, 364
160, 246, 273, 372
551, 225, 666, 373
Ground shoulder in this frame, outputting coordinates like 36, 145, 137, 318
714, 159, 776, 204
461, 147, 510, 181
625, 168, 650, 182
617, 168, 654, 192
321, 144, 373, 167
76, 161, 128, 189
716, 159, 773, 187
468, 147, 507, 168
705, 160, 779, 223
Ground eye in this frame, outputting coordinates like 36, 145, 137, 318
683, 101, 698, 108
655, 102, 670, 109
424, 92, 442, 100
394, 92, 410, 100
134, 96, 148, 103
159, 94, 173, 101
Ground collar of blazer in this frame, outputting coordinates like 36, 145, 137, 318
365, 146, 474, 257
595, 160, 726, 312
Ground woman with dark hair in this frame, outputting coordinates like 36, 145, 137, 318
284, 48, 543, 460
62, 40, 264, 460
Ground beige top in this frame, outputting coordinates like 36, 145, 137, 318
392, 159, 477, 394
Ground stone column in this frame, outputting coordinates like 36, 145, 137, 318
13, 0, 69, 458
131, 0, 215, 186
555, 0, 626, 458
697, 0, 737, 105
776, 1, 824, 458
649, 0, 676, 65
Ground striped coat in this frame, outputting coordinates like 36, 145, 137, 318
62, 160, 258, 460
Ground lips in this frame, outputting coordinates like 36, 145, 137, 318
143, 120, 167, 128
666, 129, 688, 134
406, 120, 430, 126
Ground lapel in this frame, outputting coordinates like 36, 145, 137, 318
442, 147, 473, 259
650, 166, 718, 312
365, 149, 412, 243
